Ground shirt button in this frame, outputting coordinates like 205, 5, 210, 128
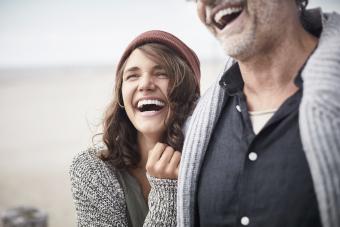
236, 105, 241, 112
248, 152, 258, 161
241, 216, 250, 226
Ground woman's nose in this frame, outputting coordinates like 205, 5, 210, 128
138, 74, 155, 91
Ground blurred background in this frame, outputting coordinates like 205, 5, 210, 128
1, 0, 339, 226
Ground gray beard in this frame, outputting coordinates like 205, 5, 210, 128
219, 26, 256, 60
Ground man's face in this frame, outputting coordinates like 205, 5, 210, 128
197, 0, 293, 60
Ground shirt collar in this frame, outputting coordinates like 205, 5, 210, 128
219, 63, 244, 96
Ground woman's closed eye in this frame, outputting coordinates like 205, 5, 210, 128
125, 74, 139, 81
155, 71, 168, 79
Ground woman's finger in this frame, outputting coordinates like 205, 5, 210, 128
147, 142, 166, 164
169, 151, 181, 168
158, 146, 174, 164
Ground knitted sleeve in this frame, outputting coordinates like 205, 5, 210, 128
144, 175, 177, 227
300, 12, 340, 227
69, 148, 129, 227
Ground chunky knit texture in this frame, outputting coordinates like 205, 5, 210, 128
70, 147, 177, 227
299, 11, 340, 227
177, 10, 340, 227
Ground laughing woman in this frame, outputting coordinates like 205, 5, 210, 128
69, 30, 200, 227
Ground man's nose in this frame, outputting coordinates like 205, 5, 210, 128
138, 74, 155, 91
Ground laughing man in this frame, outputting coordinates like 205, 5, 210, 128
178, 0, 340, 226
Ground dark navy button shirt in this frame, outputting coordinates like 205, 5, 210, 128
196, 63, 321, 227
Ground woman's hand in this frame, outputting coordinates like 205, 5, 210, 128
146, 143, 181, 179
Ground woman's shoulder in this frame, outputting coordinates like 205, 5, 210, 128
70, 147, 128, 225
70, 146, 120, 184
71, 146, 106, 170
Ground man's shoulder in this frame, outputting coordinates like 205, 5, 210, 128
314, 11, 340, 57
323, 11, 340, 36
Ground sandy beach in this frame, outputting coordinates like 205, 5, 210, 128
0, 66, 116, 227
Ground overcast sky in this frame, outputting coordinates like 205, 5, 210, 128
0, 0, 339, 68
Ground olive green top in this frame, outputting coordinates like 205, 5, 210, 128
117, 170, 148, 227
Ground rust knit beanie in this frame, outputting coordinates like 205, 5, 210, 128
116, 30, 200, 88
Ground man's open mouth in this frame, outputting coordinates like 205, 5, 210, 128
137, 99, 165, 113
212, 4, 244, 30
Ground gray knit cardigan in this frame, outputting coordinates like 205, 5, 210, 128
70, 147, 177, 226
177, 10, 340, 227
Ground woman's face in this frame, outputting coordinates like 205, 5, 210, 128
121, 48, 170, 140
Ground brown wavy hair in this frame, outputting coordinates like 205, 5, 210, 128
97, 43, 200, 169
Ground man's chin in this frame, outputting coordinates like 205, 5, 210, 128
221, 42, 243, 58
219, 35, 254, 60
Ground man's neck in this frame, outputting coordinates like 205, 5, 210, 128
238, 23, 318, 111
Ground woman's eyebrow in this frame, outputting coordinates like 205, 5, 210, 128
124, 66, 140, 74
153, 65, 165, 70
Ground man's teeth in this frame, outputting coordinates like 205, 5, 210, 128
214, 7, 243, 25
137, 99, 165, 109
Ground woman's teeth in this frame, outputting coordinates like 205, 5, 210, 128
137, 99, 165, 112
